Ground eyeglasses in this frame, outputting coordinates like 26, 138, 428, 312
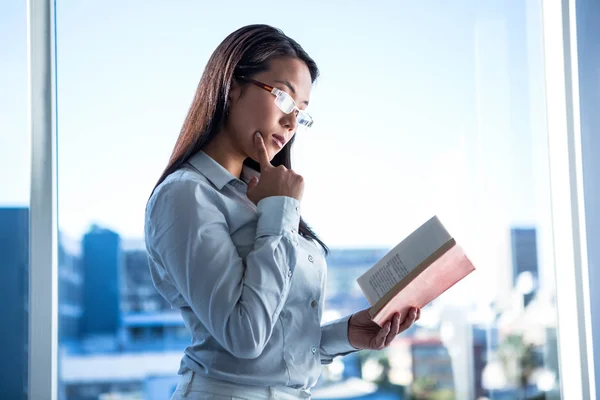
237, 77, 313, 129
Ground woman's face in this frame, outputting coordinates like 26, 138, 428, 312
226, 57, 313, 162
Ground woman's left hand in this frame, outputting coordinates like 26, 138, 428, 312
348, 307, 420, 350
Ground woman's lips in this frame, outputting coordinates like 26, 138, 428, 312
272, 134, 285, 148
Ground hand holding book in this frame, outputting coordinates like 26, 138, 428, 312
348, 307, 421, 350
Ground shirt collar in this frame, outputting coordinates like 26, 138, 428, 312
187, 151, 261, 190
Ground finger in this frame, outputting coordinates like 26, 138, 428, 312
384, 313, 401, 347
254, 132, 271, 170
376, 321, 391, 349
247, 176, 259, 191
398, 308, 418, 332
416, 308, 421, 321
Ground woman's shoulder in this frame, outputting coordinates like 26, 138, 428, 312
147, 165, 220, 212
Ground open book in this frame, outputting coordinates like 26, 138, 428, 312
356, 216, 476, 327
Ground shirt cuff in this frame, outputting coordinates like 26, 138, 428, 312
256, 196, 301, 238
320, 314, 361, 356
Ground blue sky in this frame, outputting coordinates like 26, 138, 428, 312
0, 1, 553, 300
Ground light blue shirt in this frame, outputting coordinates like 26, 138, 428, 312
144, 151, 358, 391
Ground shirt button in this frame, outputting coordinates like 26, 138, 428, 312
287, 270, 293, 278
291, 228, 296, 234
308, 255, 314, 263
311, 346, 317, 354
311, 300, 318, 308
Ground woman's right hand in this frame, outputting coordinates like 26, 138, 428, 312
246, 131, 304, 205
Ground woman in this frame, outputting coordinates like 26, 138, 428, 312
145, 24, 420, 400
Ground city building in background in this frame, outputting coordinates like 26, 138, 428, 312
59, 232, 84, 350
511, 228, 540, 306
0, 208, 29, 399
80, 226, 122, 353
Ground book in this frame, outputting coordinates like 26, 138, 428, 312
356, 215, 476, 327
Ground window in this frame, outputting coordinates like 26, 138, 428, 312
53, 1, 563, 399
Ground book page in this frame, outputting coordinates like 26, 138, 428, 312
362, 254, 411, 302
357, 216, 452, 305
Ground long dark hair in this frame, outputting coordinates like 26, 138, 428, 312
150, 24, 329, 254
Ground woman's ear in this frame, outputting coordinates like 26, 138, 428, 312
228, 79, 243, 104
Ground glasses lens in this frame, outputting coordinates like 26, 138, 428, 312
274, 91, 313, 129
275, 92, 296, 114
297, 111, 313, 128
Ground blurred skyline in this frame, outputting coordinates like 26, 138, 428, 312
0, 1, 553, 302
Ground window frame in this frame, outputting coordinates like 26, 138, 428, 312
28, 0, 58, 399
541, 0, 598, 398
27, 0, 598, 398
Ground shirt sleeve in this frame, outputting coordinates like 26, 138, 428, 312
320, 315, 361, 365
146, 178, 300, 360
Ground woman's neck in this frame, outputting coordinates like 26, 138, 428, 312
202, 132, 245, 179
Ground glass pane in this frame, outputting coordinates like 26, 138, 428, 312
296, 2, 561, 399
55, 1, 561, 399
0, 2, 30, 399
